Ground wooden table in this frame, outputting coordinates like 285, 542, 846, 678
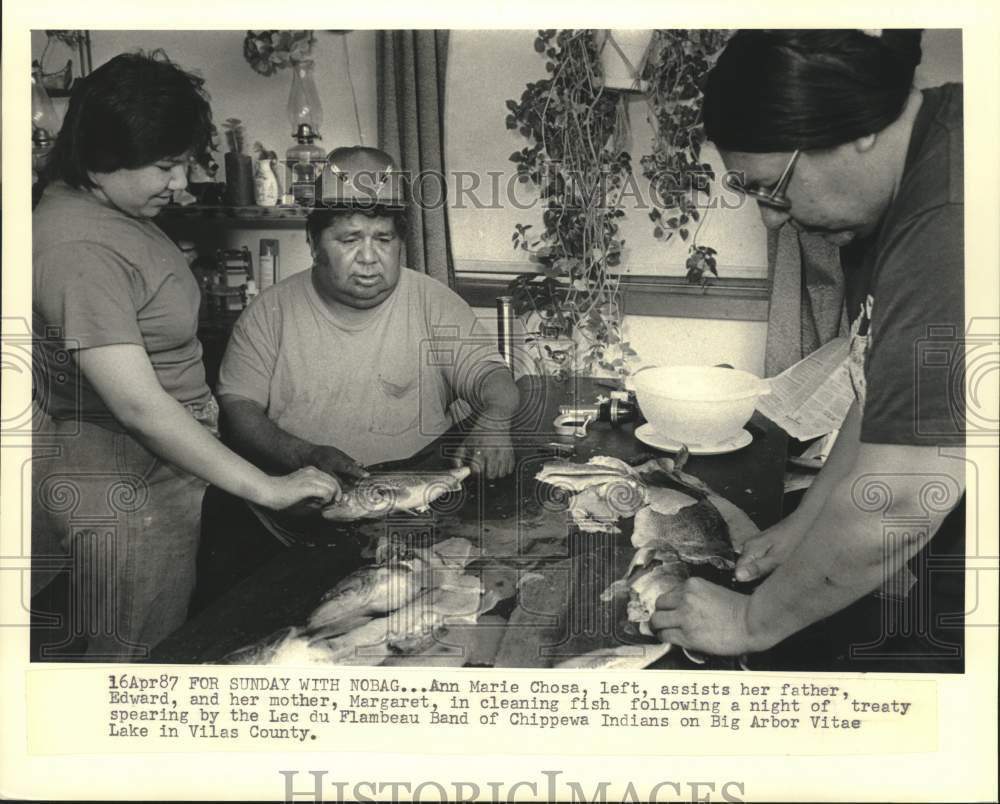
153, 377, 787, 666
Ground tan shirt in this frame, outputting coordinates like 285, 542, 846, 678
218, 268, 501, 466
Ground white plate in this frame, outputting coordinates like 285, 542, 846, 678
634, 423, 753, 455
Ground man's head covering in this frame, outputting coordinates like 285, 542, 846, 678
320, 145, 406, 209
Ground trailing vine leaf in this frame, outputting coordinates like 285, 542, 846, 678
504, 29, 729, 376
640, 29, 732, 283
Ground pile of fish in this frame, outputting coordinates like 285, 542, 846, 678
536, 453, 757, 666
321, 467, 470, 521
219, 536, 498, 666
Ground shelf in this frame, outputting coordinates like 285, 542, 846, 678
159, 204, 311, 222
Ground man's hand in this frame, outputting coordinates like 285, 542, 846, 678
734, 517, 809, 582
649, 578, 772, 656
301, 444, 369, 482
453, 423, 515, 480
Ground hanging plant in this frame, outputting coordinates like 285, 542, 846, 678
505, 29, 637, 379
641, 29, 732, 285
242, 30, 316, 76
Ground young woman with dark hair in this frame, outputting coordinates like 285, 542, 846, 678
651, 30, 966, 671
32, 52, 341, 661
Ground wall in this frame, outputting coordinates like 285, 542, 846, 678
32, 29, 963, 377
32, 29, 378, 280
445, 31, 766, 280
454, 29, 963, 376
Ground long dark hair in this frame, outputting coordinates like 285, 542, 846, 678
703, 29, 924, 152
44, 50, 216, 189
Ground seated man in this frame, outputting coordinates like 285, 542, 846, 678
217, 147, 519, 513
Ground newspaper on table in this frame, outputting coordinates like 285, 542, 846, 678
755, 337, 854, 441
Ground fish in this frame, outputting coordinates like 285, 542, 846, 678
645, 485, 697, 516
217, 626, 353, 666
216, 626, 300, 665
624, 545, 690, 637
631, 501, 737, 570
534, 457, 639, 494
554, 642, 673, 669
537, 457, 647, 532
309, 616, 395, 665
306, 561, 424, 635
321, 467, 471, 521
386, 575, 492, 646
566, 480, 648, 534
312, 575, 496, 665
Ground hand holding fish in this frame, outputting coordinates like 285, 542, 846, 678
649, 578, 765, 655
301, 444, 370, 482
734, 518, 808, 582
261, 466, 343, 510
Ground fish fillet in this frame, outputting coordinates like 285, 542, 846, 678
626, 546, 690, 636
566, 479, 647, 534
534, 457, 637, 494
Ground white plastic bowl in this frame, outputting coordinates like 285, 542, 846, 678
632, 366, 768, 445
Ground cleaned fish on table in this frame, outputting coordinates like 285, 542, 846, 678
307, 561, 424, 634
624, 544, 690, 637
631, 501, 737, 570
534, 457, 640, 494
217, 626, 346, 666
537, 457, 648, 534
645, 485, 697, 516
321, 467, 471, 521
311, 575, 497, 665
217, 626, 300, 665
554, 642, 673, 669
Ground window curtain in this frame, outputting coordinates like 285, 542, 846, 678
764, 226, 847, 376
377, 30, 455, 288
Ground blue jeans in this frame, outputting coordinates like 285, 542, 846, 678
32, 400, 216, 661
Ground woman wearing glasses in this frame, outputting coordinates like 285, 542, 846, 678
651, 30, 965, 670
32, 52, 341, 660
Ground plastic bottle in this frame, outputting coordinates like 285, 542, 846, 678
285, 124, 325, 207
258, 240, 277, 292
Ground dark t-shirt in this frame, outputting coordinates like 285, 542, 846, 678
841, 84, 964, 446
834, 85, 966, 672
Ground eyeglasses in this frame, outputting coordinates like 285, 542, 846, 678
723, 149, 800, 212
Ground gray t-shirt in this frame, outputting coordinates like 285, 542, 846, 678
33, 182, 210, 427
218, 267, 502, 466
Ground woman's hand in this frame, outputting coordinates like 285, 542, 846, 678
734, 517, 810, 582
259, 467, 342, 510
649, 578, 771, 656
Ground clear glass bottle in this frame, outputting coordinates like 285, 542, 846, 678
285, 124, 325, 207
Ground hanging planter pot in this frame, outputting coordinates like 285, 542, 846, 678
594, 29, 653, 92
